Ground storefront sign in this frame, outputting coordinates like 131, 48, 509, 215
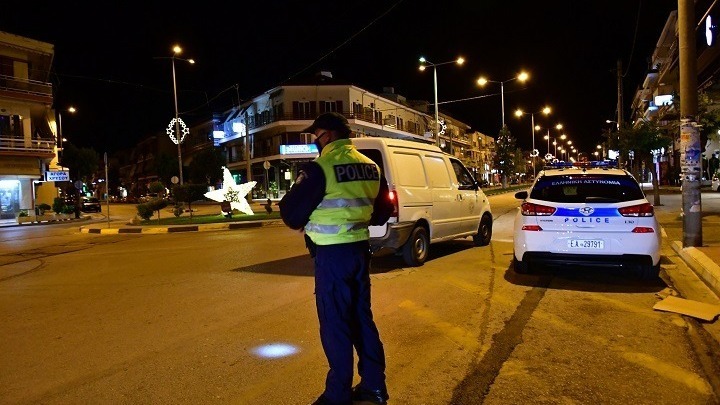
45, 170, 70, 182
280, 144, 319, 155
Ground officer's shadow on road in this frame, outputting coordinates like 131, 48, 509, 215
230, 253, 407, 276
503, 253, 669, 294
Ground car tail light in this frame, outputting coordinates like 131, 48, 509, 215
631, 227, 655, 233
521, 225, 543, 231
521, 202, 556, 216
618, 203, 654, 217
388, 189, 399, 217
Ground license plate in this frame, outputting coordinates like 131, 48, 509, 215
568, 239, 604, 249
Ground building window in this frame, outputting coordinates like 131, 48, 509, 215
374, 110, 382, 125
293, 101, 314, 119
320, 100, 344, 114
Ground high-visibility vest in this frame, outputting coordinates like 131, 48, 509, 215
305, 139, 381, 245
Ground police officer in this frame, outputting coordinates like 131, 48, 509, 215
279, 112, 393, 405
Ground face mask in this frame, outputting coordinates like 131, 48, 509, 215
313, 132, 327, 153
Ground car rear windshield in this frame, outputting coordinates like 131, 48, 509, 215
530, 173, 644, 203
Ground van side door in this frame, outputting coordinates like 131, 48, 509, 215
424, 153, 457, 239
449, 158, 481, 234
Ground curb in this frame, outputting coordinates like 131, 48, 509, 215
671, 241, 720, 298
80, 220, 268, 235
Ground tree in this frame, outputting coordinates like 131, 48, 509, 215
617, 121, 672, 206
147, 181, 168, 223
493, 125, 516, 188
62, 143, 100, 183
188, 148, 224, 185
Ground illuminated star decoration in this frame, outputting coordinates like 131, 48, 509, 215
204, 167, 257, 215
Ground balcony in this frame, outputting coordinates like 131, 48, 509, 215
0, 136, 56, 158
229, 110, 432, 138
0, 74, 53, 104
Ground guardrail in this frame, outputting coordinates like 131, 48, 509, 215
0, 137, 55, 152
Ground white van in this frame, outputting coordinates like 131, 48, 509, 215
352, 137, 493, 266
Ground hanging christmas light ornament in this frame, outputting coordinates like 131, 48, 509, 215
166, 118, 190, 145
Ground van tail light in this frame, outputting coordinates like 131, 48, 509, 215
521, 225, 543, 231
631, 227, 655, 233
388, 189, 399, 217
618, 203, 654, 217
521, 202, 556, 216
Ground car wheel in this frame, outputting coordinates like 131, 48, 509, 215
513, 254, 530, 274
473, 213, 493, 246
638, 263, 660, 280
402, 226, 429, 267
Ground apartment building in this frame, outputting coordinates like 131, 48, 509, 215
0, 31, 58, 220
215, 71, 488, 199
630, 1, 720, 183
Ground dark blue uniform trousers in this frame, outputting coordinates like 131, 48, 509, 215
314, 241, 387, 404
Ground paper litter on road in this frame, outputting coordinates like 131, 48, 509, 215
653, 295, 720, 321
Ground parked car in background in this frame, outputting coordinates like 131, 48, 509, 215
513, 161, 661, 279
81, 197, 102, 213
712, 174, 720, 192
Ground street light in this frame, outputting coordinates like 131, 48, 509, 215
515, 106, 550, 176
419, 56, 465, 151
541, 123, 563, 160
56, 106, 76, 169
477, 71, 529, 127
159, 45, 195, 185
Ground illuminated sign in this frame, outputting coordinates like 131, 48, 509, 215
707, 16, 716, 46
280, 144, 319, 155
45, 170, 70, 182
654, 94, 673, 106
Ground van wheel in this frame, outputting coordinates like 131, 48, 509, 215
403, 226, 429, 267
473, 214, 493, 246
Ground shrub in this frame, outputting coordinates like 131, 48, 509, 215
18, 210, 29, 217
37, 203, 51, 215
136, 203, 154, 220
53, 197, 65, 214
62, 204, 76, 215
173, 203, 184, 217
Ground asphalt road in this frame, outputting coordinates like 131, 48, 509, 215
0, 193, 718, 404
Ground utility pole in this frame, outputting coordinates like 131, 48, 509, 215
679, 0, 702, 247
617, 59, 624, 168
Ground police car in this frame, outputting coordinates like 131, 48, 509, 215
513, 161, 661, 279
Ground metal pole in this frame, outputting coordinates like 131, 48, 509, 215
433, 66, 440, 149
531, 113, 536, 177
500, 81, 505, 127
104, 152, 110, 227
679, 0, 702, 247
172, 57, 184, 185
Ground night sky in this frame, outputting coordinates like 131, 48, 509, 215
4, 0, 678, 156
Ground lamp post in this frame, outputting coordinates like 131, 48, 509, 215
515, 106, 550, 177
541, 123, 563, 161
163, 45, 195, 185
56, 106, 76, 170
419, 56, 465, 152
605, 119, 621, 166
477, 71, 529, 127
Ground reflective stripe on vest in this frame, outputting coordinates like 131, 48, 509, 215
317, 197, 375, 208
305, 221, 370, 234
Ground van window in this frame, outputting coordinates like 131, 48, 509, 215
425, 155, 452, 188
450, 159, 477, 190
358, 149, 385, 174
393, 152, 427, 187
